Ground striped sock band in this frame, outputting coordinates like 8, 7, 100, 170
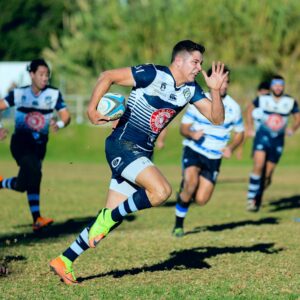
63, 227, 91, 262
1, 177, 17, 190
247, 173, 261, 200
111, 189, 152, 222
175, 194, 191, 228
27, 193, 40, 221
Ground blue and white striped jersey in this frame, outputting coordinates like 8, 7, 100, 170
252, 94, 299, 137
182, 94, 244, 159
4, 85, 67, 135
112, 64, 206, 150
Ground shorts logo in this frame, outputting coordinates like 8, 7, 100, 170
213, 171, 219, 181
25, 112, 45, 131
111, 157, 122, 168
150, 108, 176, 133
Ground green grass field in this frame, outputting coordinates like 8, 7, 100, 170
0, 125, 300, 299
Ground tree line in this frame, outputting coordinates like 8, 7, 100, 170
1, 0, 300, 103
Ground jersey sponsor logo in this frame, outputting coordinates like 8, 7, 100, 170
25, 111, 45, 131
265, 114, 285, 131
111, 157, 122, 168
150, 108, 176, 133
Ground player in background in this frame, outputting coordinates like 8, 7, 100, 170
0, 59, 71, 231
50, 40, 228, 285
172, 66, 244, 237
246, 75, 300, 212
235, 80, 270, 160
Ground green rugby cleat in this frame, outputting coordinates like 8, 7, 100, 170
172, 227, 184, 238
88, 208, 118, 248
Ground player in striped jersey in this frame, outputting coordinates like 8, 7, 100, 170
0, 59, 71, 231
50, 40, 228, 285
246, 75, 300, 211
173, 66, 244, 237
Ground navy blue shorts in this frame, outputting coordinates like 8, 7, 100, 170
182, 146, 221, 184
105, 136, 154, 196
252, 131, 284, 163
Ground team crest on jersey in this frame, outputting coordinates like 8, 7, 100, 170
183, 88, 191, 99
150, 108, 176, 133
265, 114, 285, 131
25, 112, 45, 131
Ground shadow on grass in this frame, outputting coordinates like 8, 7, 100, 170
185, 217, 279, 236
78, 243, 282, 282
0, 255, 26, 276
268, 195, 300, 212
0, 215, 136, 248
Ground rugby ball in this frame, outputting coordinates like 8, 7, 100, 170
97, 93, 126, 120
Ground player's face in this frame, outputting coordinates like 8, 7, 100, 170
220, 75, 229, 97
30, 66, 50, 91
271, 83, 284, 97
180, 51, 203, 82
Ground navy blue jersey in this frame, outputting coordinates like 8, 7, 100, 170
112, 64, 206, 150
4, 85, 67, 136
252, 94, 299, 138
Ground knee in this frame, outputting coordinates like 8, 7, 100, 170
195, 195, 209, 206
150, 183, 172, 206
183, 178, 198, 196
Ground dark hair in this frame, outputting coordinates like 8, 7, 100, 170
207, 65, 230, 77
257, 81, 270, 91
27, 59, 49, 73
271, 74, 284, 81
171, 40, 205, 62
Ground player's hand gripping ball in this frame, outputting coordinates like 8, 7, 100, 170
97, 93, 126, 121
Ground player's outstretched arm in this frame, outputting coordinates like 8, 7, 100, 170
194, 62, 227, 125
87, 67, 134, 125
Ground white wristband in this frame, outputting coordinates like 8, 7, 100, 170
56, 120, 65, 129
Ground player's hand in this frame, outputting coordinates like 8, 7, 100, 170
285, 128, 294, 136
191, 130, 204, 141
156, 140, 165, 150
201, 61, 229, 91
0, 128, 8, 141
87, 108, 110, 125
222, 146, 232, 159
246, 128, 255, 137
50, 119, 59, 132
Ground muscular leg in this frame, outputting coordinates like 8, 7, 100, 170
194, 175, 215, 206
264, 161, 276, 189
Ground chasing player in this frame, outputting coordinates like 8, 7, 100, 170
172, 66, 244, 237
246, 75, 300, 211
0, 59, 71, 231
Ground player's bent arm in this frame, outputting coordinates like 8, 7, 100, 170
193, 96, 224, 125
246, 103, 255, 136
57, 108, 71, 128
228, 131, 245, 152
290, 112, 300, 133
0, 99, 9, 111
180, 123, 204, 140
87, 68, 134, 125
